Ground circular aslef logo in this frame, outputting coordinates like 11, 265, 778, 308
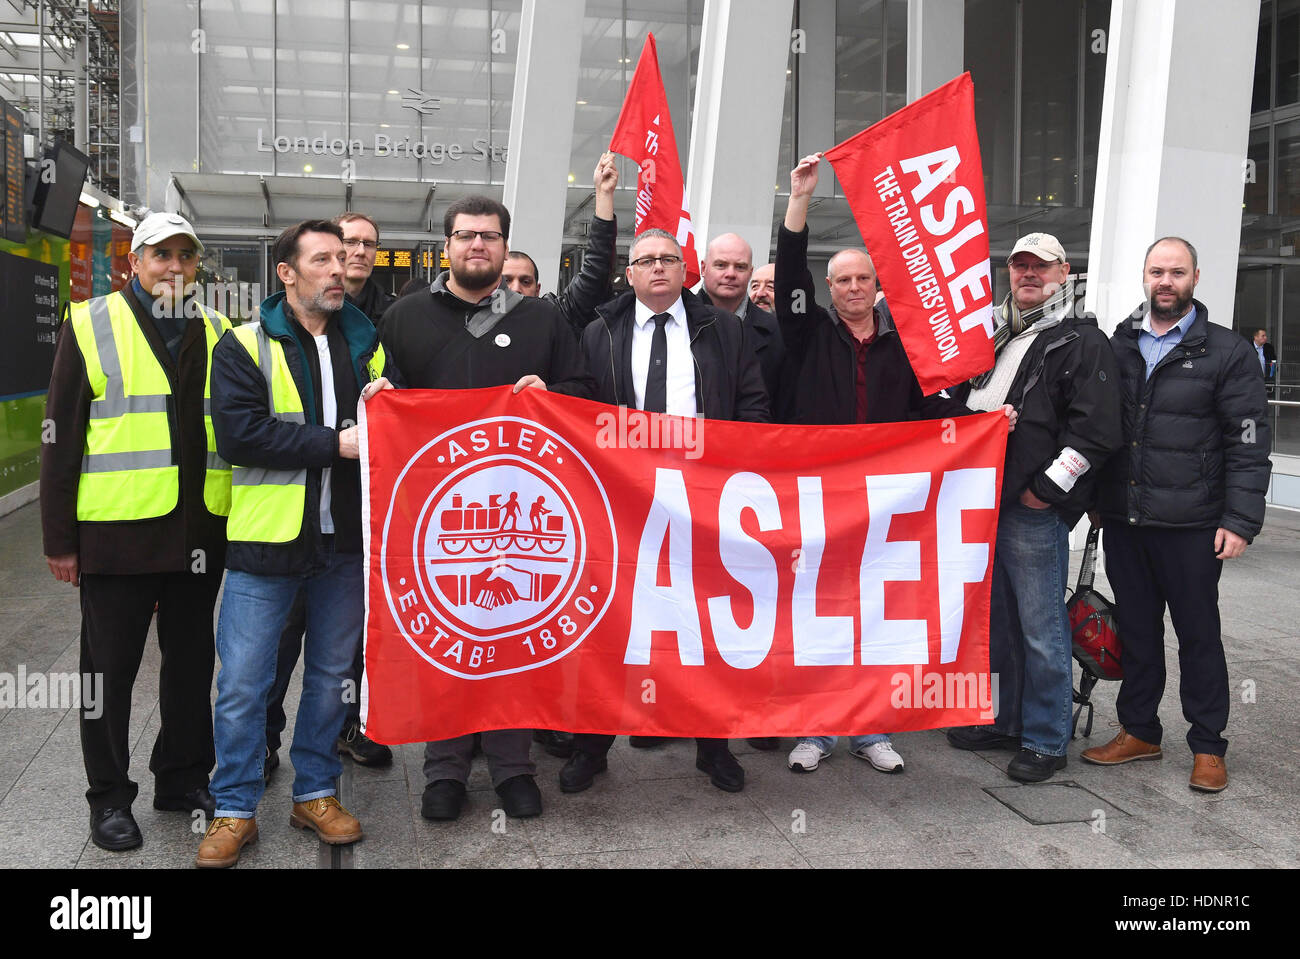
379, 416, 616, 679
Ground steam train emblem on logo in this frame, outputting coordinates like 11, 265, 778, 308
422, 463, 577, 630
380, 417, 617, 679
437, 490, 567, 557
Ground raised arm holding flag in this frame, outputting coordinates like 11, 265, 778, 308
609, 33, 701, 288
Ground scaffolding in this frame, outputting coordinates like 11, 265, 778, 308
0, 1, 120, 197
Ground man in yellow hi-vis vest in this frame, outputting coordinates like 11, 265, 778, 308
197, 219, 397, 869
40, 211, 232, 853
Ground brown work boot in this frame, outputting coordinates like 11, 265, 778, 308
195, 816, 258, 868
289, 796, 363, 844
1189, 754, 1228, 793
1080, 727, 1162, 765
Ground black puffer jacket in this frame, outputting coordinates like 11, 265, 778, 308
1098, 300, 1270, 540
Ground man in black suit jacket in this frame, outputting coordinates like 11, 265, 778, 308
565, 227, 769, 794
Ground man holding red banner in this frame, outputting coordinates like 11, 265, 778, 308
773, 153, 1006, 775
562, 226, 769, 793
378, 194, 594, 823
945, 233, 1121, 782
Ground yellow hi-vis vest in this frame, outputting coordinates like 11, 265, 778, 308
70, 291, 233, 522
226, 324, 386, 544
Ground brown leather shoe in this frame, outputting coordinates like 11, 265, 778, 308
1080, 728, 1162, 765
1190, 753, 1228, 792
289, 796, 363, 844
195, 816, 258, 868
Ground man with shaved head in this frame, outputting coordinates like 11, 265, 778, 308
773, 153, 1013, 777
699, 232, 785, 407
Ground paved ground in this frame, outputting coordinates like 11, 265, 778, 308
1, 500, 1296, 869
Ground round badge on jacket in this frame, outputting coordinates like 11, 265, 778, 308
495, 334, 511, 348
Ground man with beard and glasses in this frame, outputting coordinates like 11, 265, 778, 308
378, 195, 594, 823
1082, 237, 1269, 794
945, 232, 1122, 783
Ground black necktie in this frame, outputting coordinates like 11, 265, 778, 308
643, 312, 669, 414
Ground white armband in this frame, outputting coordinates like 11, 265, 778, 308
1044, 446, 1091, 493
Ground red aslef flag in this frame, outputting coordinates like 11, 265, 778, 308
360, 386, 1007, 744
824, 73, 996, 393
609, 33, 701, 288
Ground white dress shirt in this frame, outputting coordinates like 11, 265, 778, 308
631, 296, 696, 417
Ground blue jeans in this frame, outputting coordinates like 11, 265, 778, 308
987, 501, 1072, 757
210, 547, 363, 818
800, 734, 890, 752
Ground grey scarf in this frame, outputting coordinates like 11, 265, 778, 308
429, 272, 525, 338
969, 277, 1074, 390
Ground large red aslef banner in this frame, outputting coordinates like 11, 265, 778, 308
824, 72, 996, 394
360, 388, 1006, 744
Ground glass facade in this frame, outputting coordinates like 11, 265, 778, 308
154, 1, 1300, 455
1239, 0, 1300, 456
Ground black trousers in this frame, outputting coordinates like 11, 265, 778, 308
266, 588, 364, 752
1102, 524, 1229, 756
79, 568, 223, 811
573, 735, 729, 757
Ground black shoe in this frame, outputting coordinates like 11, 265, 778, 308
696, 744, 745, 792
154, 786, 216, 818
747, 737, 780, 751
629, 736, 668, 748
421, 779, 467, 821
337, 721, 394, 767
533, 729, 575, 759
558, 751, 608, 793
495, 774, 543, 818
264, 746, 279, 783
1007, 748, 1067, 783
946, 726, 1021, 752
90, 807, 142, 851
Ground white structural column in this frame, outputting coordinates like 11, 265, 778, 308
906, 0, 964, 102
796, 0, 836, 199
1085, 0, 1259, 332
685, 0, 796, 270
502, 0, 586, 294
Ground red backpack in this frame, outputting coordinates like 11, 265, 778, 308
1067, 525, 1122, 681
1068, 524, 1121, 738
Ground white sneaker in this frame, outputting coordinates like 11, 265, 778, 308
787, 741, 831, 773
851, 740, 904, 773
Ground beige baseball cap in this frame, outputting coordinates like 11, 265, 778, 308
131, 211, 205, 255
1007, 232, 1066, 264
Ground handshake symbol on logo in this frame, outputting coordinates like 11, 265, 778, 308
470, 564, 539, 610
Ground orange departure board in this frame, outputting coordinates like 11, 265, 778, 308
3, 99, 25, 243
